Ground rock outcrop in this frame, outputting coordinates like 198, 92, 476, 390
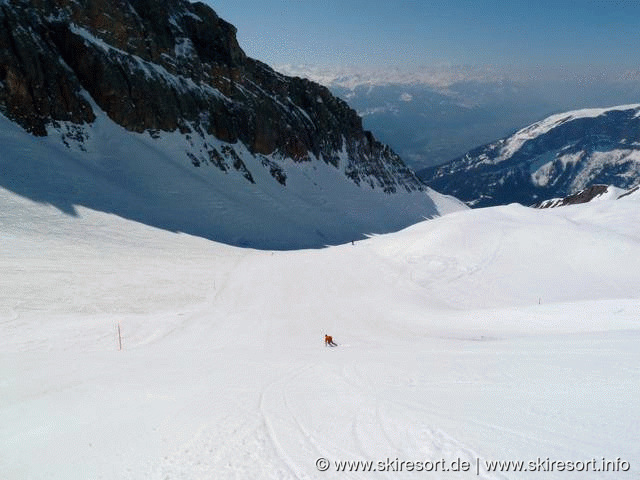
533, 184, 610, 208
533, 184, 640, 208
0, 0, 422, 193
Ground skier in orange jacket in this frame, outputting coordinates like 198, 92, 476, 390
324, 334, 337, 347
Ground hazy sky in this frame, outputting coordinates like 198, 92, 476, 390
203, 0, 640, 74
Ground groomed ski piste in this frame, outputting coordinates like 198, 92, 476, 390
2, 162, 639, 476
3, 185, 639, 479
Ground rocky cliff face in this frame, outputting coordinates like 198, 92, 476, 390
0, 0, 422, 193
419, 104, 640, 207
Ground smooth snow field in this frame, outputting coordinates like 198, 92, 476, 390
1, 187, 639, 479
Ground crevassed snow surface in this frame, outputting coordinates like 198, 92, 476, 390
1, 184, 639, 479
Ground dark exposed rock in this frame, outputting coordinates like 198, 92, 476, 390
534, 184, 610, 208
0, 0, 424, 193
259, 156, 286, 186
534, 183, 640, 208
0, 1, 96, 135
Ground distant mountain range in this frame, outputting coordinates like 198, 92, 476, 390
279, 65, 640, 172
0, 0, 464, 248
419, 104, 640, 207
329, 81, 555, 172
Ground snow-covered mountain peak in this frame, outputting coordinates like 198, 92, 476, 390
421, 103, 640, 207
500, 103, 640, 160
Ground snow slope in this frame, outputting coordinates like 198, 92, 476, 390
1, 187, 639, 479
0, 111, 463, 250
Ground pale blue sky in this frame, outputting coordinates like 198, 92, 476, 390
202, 0, 640, 73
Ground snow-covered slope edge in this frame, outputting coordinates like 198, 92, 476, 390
0, 109, 464, 249
420, 103, 640, 207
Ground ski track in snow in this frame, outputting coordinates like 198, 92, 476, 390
1, 185, 640, 479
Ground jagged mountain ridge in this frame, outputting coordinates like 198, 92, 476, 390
0, 0, 423, 193
533, 184, 629, 208
419, 104, 640, 207
0, 0, 466, 248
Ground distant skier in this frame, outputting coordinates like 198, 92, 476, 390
324, 334, 337, 347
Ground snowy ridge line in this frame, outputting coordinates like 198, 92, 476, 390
534, 184, 636, 209
500, 103, 640, 160
420, 101, 640, 207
